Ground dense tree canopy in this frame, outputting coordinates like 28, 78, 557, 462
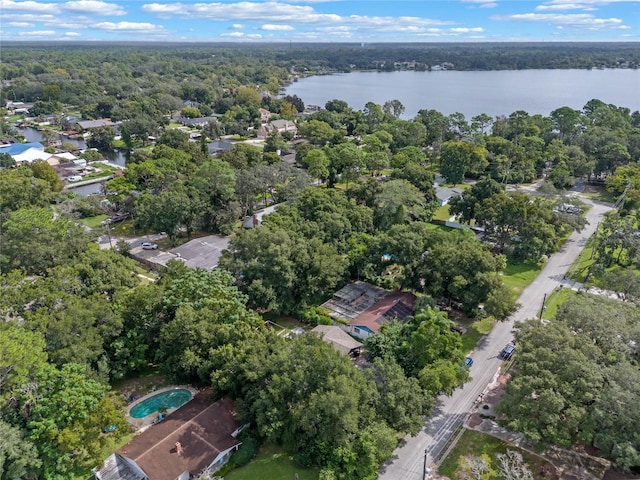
499, 294, 640, 471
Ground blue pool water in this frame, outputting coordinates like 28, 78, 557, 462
129, 389, 192, 419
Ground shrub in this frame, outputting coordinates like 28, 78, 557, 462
232, 437, 259, 467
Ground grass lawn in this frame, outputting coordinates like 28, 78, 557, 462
461, 316, 496, 353
111, 367, 171, 400
439, 429, 550, 479
566, 236, 596, 283
432, 204, 452, 221
541, 287, 576, 321
426, 222, 453, 232
501, 260, 541, 296
78, 214, 109, 229
580, 185, 618, 204
263, 313, 311, 331
226, 445, 319, 480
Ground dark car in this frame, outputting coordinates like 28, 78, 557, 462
464, 356, 473, 367
499, 342, 516, 360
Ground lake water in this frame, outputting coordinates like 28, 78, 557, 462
17, 127, 127, 195
18, 127, 128, 166
285, 69, 640, 119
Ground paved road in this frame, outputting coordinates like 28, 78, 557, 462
378, 199, 614, 480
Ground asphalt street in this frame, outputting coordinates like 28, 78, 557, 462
378, 199, 614, 480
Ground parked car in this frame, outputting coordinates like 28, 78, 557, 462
141, 242, 158, 250
499, 342, 516, 360
464, 356, 473, 367
67, 175, 83, 182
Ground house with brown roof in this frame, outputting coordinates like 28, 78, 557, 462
258, 108, 272, 124
311, 325, 363, 357
94, 393, 244, 480
320, 281, 416, 340
256, 119, 297, 139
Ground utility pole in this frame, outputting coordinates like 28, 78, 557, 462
539, 292, 547, 320
423, 448, 428, 479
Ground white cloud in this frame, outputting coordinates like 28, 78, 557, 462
7, 21, 34, 27
493, 12, 626, 28
450, 27, 485, 33
461, 0, 498, 7
231, 23, 244, 29
536, 4, 598, 10
1, 13, 56, 22
261, 24, 294, 30
94, 21, 165, 32
221, 31, 245, 37
142, 2, 451, 29
54, 22, 88, 29
536, 0, 639, 9
64, 31, 80, 36
63, 1, 126, 16
246, 33, 262, 38
18, 29, 56, 35
0, 0, 57, 13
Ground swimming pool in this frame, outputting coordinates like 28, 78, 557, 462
129, 389, 193, 419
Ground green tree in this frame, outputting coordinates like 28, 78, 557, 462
0, 208, 89, 275
0, 167, 52, 213
301, 148, 330, 181
0, 323, 49, 402
180, 106, 202, 118
28, 160, 63, 192
499, 294, 640, 469
0, 420, 41, 480
219, 226, 347, 313
0, 153, 15, 168
299, 119, 343, 146
24, 363, 127, 478
440, 141, 488, 184
365, 356, 432, 434
374, 179, 428, 230
86, 125, 115, 150
135, 188, 198, 241
449, 177, 504, 224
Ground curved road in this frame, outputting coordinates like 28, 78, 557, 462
378, 198, 614, 480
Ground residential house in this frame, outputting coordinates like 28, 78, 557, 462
258, 108, 272, 124
5, 101, 33, 114
321, 281, 416, 340
94, 393, 244, 480
175, 117, 216, 128
207, 140, 233, 156
256, 119, 297, 139
435, 185, 463, 206
77, 119, 116, 131
311, 325, 363, 357
0, 141, 51, 164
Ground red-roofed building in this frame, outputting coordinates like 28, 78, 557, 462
321, 281, 416, 340
94, 392, 245, 480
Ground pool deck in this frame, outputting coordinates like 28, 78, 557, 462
125, 385, 199, 431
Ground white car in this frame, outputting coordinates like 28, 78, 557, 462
67, 175, 83, 182
141, 242, 158, 250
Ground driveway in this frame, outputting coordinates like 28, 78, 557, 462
378, 198, 615, 480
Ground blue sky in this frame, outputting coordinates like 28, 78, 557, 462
1, 0, 639, 42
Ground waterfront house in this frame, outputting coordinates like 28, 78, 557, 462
0, 142, 51, 164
